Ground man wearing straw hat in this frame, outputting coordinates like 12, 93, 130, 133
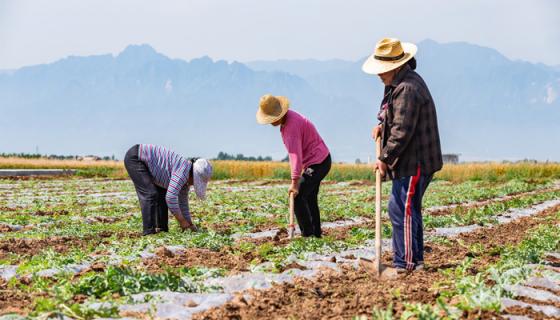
256, 95, 331, 238
124, 144, 213, 235
363, 38, 443, 272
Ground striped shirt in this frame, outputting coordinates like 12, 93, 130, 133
138, 144, 192, 223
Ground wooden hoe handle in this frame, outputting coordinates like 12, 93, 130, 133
289, 192, 295, 239
375, 136, 382, 276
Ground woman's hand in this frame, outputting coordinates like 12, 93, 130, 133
186, 223, 198, 232
179, 219, 197, 232
288, 180, 299, 197
175, 214, 197, 232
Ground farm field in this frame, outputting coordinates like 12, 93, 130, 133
2, 157, 560, 182
0, 175, 559, 319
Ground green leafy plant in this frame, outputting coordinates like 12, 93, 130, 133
71, 266, 206, 298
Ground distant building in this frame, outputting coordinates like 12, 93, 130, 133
442, 154, 460, 164
79, 155, 101, 161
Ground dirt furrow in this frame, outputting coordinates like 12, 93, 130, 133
425, 187, 559, 217
225, 188, 559, 243
143, 247, 256, 273
0, 279, 33, 315
0, 231, 140, 261
193, 204, 560, 320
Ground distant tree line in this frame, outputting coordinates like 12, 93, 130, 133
215, 151, 272, 162
0, 153, 43, 159
0, 153, 116, 161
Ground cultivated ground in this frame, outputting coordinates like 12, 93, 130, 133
0, 176, 559, 319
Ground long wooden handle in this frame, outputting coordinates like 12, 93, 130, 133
375, 136, 382, 275
289, 192, 295, 239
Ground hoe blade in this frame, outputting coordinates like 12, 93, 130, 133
358, 257, 400, 280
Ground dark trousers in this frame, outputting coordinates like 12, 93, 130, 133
294, 154, 331, 237
124, 145, 169, 235
388, 166, 432, 270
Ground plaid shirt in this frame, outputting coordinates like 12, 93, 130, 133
378, 64, 443, 179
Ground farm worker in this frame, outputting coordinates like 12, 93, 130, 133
256, 94, 331, 238
124, 144, 212, 236
362, 38, 443, 271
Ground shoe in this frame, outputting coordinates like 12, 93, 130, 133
395, 264, 423, 274
395, 267, 409, 274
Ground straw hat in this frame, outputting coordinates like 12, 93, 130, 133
362, 38, 417, 75
256, 94, 290, 124
192, 159, 212, 200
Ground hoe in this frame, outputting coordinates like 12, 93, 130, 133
359, 135, 399, 279
288, 192, 295, 239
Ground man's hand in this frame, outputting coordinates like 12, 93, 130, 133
372, 125, 382, 140
375, 159, 387, 177
288, 180, 299, 197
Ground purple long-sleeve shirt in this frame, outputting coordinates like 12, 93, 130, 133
138, 144, 192, 223
280, 110, 330, 180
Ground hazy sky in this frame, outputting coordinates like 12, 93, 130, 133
1, 0, 559, 69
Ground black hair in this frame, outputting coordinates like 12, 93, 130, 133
189, 158, 199, 179
407, 57, 417, 70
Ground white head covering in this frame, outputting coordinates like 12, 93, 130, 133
193, 158, 212, 200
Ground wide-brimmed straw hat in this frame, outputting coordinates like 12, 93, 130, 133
193, 159, 212, 200
362, 38, 417, 75
256, 94, 290, 125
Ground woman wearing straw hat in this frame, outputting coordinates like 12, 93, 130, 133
362, 38, 442, 272
124, 144, 212, 235
256, 95, 331, 238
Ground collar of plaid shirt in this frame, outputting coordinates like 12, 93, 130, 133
390, 64, 412, 88
378, 64, 412, 123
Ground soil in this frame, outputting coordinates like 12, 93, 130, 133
227, 187, 557, 242
282, 262, 308, 271
529, 285, 560, 297
516, 296, 560, 309
0, 206, 23, 212
235, 229, 293, 247
235, 219, 378, 248
206, 221, 280, 238
246, 222, 285, 234
144, 243, 310, 275
345, 180, 373, 186
143, 247, 255, 273
142, 217, 371, 274
426, 187, 558, 217
33, 209, 70, 216
502, 305, 557, 320
73, 261, 107, 279
89, 215, 124, 223
0, 236, 82, 258
0, 224, 23, 233
0, 279, 33, 316
193, 204, 560, 320
0, 231, 129, 261
545, 253, 560, 267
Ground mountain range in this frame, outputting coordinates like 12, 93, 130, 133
1, 39, 559, 162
